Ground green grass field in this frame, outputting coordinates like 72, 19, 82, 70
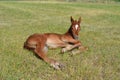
0, 1, 120, 80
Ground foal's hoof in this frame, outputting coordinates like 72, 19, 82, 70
50, 62, 65, 70
79, 46, 88, 51
71, 47, 88, 56
61, 48, 67, 53
81, 46, 88, 51
71, 50, 81, 55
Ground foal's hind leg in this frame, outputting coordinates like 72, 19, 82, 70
34, 42, 64, 70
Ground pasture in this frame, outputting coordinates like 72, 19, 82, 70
0, 1, 120, 80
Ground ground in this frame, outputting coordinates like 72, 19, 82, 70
0, 1, 120, 80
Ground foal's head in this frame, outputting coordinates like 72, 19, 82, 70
70, 16, 81, 39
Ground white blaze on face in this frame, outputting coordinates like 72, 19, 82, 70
75, 24, 79, 30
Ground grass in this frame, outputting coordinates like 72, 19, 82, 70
0, 1, 120, 80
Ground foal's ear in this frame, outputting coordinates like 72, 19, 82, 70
78, 17, 81, 23
71, 16, 74, 22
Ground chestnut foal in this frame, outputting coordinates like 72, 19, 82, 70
24, 16, 86, 69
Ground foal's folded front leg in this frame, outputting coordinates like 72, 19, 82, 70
61, 40, 81, 53
70, 42, 88, 55
63, 40, 87, 55
61, 45, 73, 53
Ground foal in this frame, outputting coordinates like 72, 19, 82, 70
24, 16, 86, 69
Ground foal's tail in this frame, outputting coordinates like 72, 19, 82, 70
23, 42, 28, 49
23, 41, 36, 50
